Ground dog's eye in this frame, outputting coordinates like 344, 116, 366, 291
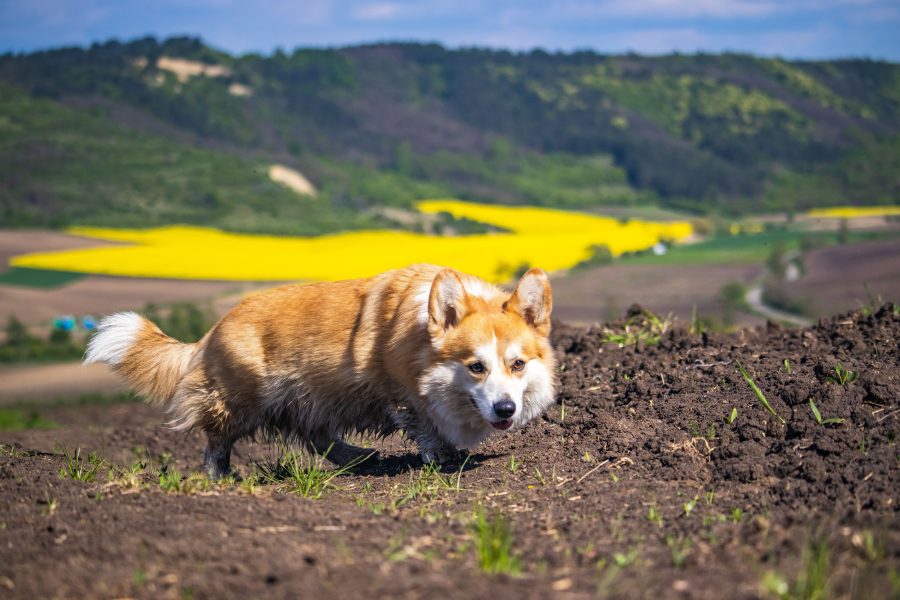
511, 359, 526, 372
468, 361, 485, 374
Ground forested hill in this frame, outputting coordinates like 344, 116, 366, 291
1, 37, 899, 232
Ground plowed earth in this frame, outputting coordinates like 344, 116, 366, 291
1, 306, 898, 599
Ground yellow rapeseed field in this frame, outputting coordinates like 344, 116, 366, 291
11, 200, 693, 283
806, 206, 900, 218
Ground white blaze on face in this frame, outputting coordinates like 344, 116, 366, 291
465, 337, 529, 424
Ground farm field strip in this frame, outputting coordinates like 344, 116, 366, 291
8, 200, 693, 283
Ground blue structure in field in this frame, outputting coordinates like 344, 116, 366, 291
51, 315, 96, 331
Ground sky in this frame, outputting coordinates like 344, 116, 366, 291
1, 0, 899, 60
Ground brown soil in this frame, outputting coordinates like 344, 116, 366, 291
1, 306, 898, 599
551, 263, 764, 327
0, 230, 119, 270
784, 239, 900, 319
0, 273, 262, 327
0, 229, 274, 326
0, 363, 125, 405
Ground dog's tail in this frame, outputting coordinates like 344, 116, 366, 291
84, 312, 199, 405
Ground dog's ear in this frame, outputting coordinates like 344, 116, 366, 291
504, 268, 552, 336
428, 268, 468, 336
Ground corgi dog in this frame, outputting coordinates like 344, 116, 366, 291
84, 264, 556, 478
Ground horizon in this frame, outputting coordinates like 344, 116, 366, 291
1, 1, 899, 62
6, 33, 900, 64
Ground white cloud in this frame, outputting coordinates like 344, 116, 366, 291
590, 23, 836, 57
353, 2, 402, 20
555, 0, 782, 20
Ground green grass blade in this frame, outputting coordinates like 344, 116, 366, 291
737, 363, 785, 424
808, 399, 823, 425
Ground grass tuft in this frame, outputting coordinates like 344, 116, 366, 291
158, 468, 184, 493
824, 363, 857, 386
472, 508, 522, 575
254, 444, 368, 499
763, 538, 830, 600
390, 459, 467, 510
59, 447, 104, 482
603, 307, 672, 347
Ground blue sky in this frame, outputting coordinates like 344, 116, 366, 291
1, 0, 899, 60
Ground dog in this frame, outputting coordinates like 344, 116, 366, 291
84, 264, 557, 477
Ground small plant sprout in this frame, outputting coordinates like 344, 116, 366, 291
612, 548, 639, 568
764, 539, 831, 600
705, 490, 715, 505
825, 363, 858, 386
783, 359, 792, 374
158, 468, 183, 493
682, 496, 698, 517
730, 508, 743, 523
41, 494, 58, 516
690, 304, 705, 337
808, 399, 845, 426
725, 407, 738, 425
472, 508, 521, 575
665, 534, 691, 568
647, 505, 663, 528
560, 399, 567, 422
533, 466, 547, 486
853, 530, 885, 562
582, 451, 592, 462
737, 363, 785, 424
508, 455, 520, 474
59, 447, 105, 482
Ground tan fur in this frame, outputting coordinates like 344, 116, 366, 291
87, 264, 556, 477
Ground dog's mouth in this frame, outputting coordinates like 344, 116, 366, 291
468, 396, 513, 431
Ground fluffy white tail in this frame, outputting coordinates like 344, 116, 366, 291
84, 312, 197, 404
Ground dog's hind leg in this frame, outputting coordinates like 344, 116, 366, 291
204, 435, 238, 480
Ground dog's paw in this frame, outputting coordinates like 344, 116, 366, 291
420, 447, 467, 467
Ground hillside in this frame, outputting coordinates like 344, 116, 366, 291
1, 37, 899, 232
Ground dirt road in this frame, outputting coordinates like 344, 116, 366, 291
0, 362, 124, 405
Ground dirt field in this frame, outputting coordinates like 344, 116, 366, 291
1, 305, 896, 599
0, 230, 274, 326
551, 263, 764, 327
783, 239, 900, 318
0, 363, 125, 405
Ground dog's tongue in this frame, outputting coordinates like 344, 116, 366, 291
492, 419, 513, 430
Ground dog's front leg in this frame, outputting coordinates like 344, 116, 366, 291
393, 407, 463, 466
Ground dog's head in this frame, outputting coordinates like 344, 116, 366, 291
419, 267, 556, 447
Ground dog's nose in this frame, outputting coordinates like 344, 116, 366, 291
493, 399, 516, 419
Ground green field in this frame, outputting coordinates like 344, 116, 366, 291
620, 229, 900, 266
0, 267, 85, 288
0, 408, 56, 431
